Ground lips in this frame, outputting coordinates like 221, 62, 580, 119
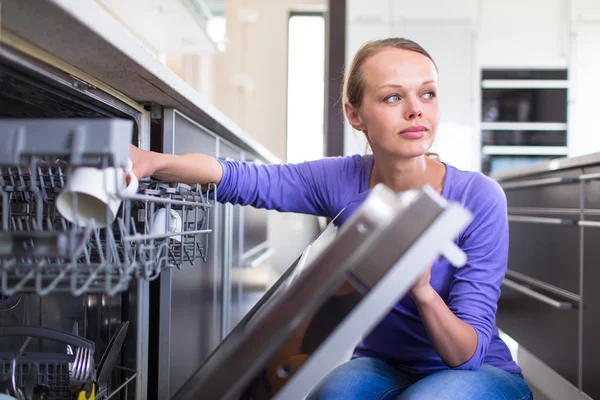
400, 126, 427, 139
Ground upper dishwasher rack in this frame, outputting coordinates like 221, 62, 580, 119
0, 119, 216, 296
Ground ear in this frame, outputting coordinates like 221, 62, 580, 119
344, 102, 364, 132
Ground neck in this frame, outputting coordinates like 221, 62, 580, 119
369, 153, 445, 194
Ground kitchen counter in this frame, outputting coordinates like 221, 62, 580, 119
0, 0, 280, 164
491, 152, 600, 181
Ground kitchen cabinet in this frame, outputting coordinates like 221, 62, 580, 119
347, 0, 391, 24
390, 0, 478, 22
503, 169, 582, 297
571, 0, 600, 20
507, 214, 580, 294
503, 169, 581, 209
582, 165, 600, 400
346, 23, 391, 61
496, 283, 579, 387
497, 167, 583, 388
478, 0, 568, 68
493, 154, 600, 397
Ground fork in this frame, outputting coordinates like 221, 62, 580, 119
69, 346, 93, 387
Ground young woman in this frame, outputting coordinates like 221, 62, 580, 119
130, 38, 533, 399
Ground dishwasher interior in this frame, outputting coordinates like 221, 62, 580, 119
0, 42, 213, 399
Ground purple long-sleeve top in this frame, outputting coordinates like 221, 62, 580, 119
216, 154, 520, 375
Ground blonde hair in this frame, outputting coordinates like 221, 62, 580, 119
343, 38, 439, 159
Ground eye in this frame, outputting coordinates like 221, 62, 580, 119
384, 94, 400, 103
422, 91, 436, 100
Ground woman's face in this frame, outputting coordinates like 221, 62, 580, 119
346, 48, 440, 159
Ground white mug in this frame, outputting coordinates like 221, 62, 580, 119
151, 208, 182, 242
56, 159, 139, 228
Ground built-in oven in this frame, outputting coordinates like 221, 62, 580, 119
480, 69, 568, 175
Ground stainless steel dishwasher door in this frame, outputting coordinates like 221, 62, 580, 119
170, 184, 472, 400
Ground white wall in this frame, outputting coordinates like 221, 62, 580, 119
211, 0, 326, 162
567, 1, 600, 157
345, 0, 600, 169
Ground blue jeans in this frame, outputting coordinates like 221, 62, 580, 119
307, 357, 533, 400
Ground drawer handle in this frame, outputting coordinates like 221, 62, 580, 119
501, 177, 578, 190
500, 173, 600, 190
502, 278, 578, 310
507, 215, 575, 225
508, 216, 600, 228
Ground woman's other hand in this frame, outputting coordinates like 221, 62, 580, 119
128, 146, 223, 186
409, 263, 435, 303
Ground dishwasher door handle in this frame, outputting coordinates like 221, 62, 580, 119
501, 278, 578, 310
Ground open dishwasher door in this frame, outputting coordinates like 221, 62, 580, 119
170, 184, 473, 400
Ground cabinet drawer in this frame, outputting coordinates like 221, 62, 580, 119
507, 216, 580, 294
583, 223, 600, 399
497, 284, 579, 387
583, 165, 600, 210
502, 169, 582, 209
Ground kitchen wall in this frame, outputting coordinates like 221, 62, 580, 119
175, 0, 326, 162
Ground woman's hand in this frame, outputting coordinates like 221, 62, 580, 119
129, 145, 159, 180
409, 264, 435, 303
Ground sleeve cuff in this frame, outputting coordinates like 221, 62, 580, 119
450, 329, 485, 371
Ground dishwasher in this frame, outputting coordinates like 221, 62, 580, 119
0, 41, 215, 400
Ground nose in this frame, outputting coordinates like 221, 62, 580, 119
404, 96, 423, 120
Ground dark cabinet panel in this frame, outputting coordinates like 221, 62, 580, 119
218, 141, 244, 336
503, 169, 582, 209
582, 170, 600, 399
582, 226, 600, 399
583, 166, 600, 210
496, 285, 579, 388
507, 217, 580, 294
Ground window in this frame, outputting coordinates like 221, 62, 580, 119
286, 12, 325, 163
